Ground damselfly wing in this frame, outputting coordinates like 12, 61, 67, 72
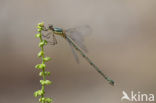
65, 25, 92, 52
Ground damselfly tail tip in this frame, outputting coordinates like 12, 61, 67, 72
106, 77, 114, 86
109, 80, 114, 86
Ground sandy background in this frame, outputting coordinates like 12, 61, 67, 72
0, 0, 156, 103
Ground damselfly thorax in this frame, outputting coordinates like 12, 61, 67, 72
48, 25, 66, 38
52, 30, 66, 38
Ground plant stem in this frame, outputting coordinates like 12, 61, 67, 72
34, 22, 52, 103
39, 31, 46, 99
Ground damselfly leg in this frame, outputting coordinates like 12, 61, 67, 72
42, 30, 57, 45
42, 32, 51, 39
50, 34, 57, 45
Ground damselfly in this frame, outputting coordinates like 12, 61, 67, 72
42, 25, 114, 86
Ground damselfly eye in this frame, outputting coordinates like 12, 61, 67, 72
48, 25, 54, 31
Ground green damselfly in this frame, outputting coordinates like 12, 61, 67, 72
42, 25, 114, 86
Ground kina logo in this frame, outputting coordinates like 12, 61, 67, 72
121, 91, 154, 102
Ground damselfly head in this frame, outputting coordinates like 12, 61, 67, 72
48, 24, 54, 31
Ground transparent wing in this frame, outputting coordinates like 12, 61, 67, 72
67, 40, 80, 63
65, 25, 92, 52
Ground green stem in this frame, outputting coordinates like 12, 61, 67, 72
34, 23, 53, 103
39, 31, 46, 100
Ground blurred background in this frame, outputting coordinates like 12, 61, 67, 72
0, 0, 156, 103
